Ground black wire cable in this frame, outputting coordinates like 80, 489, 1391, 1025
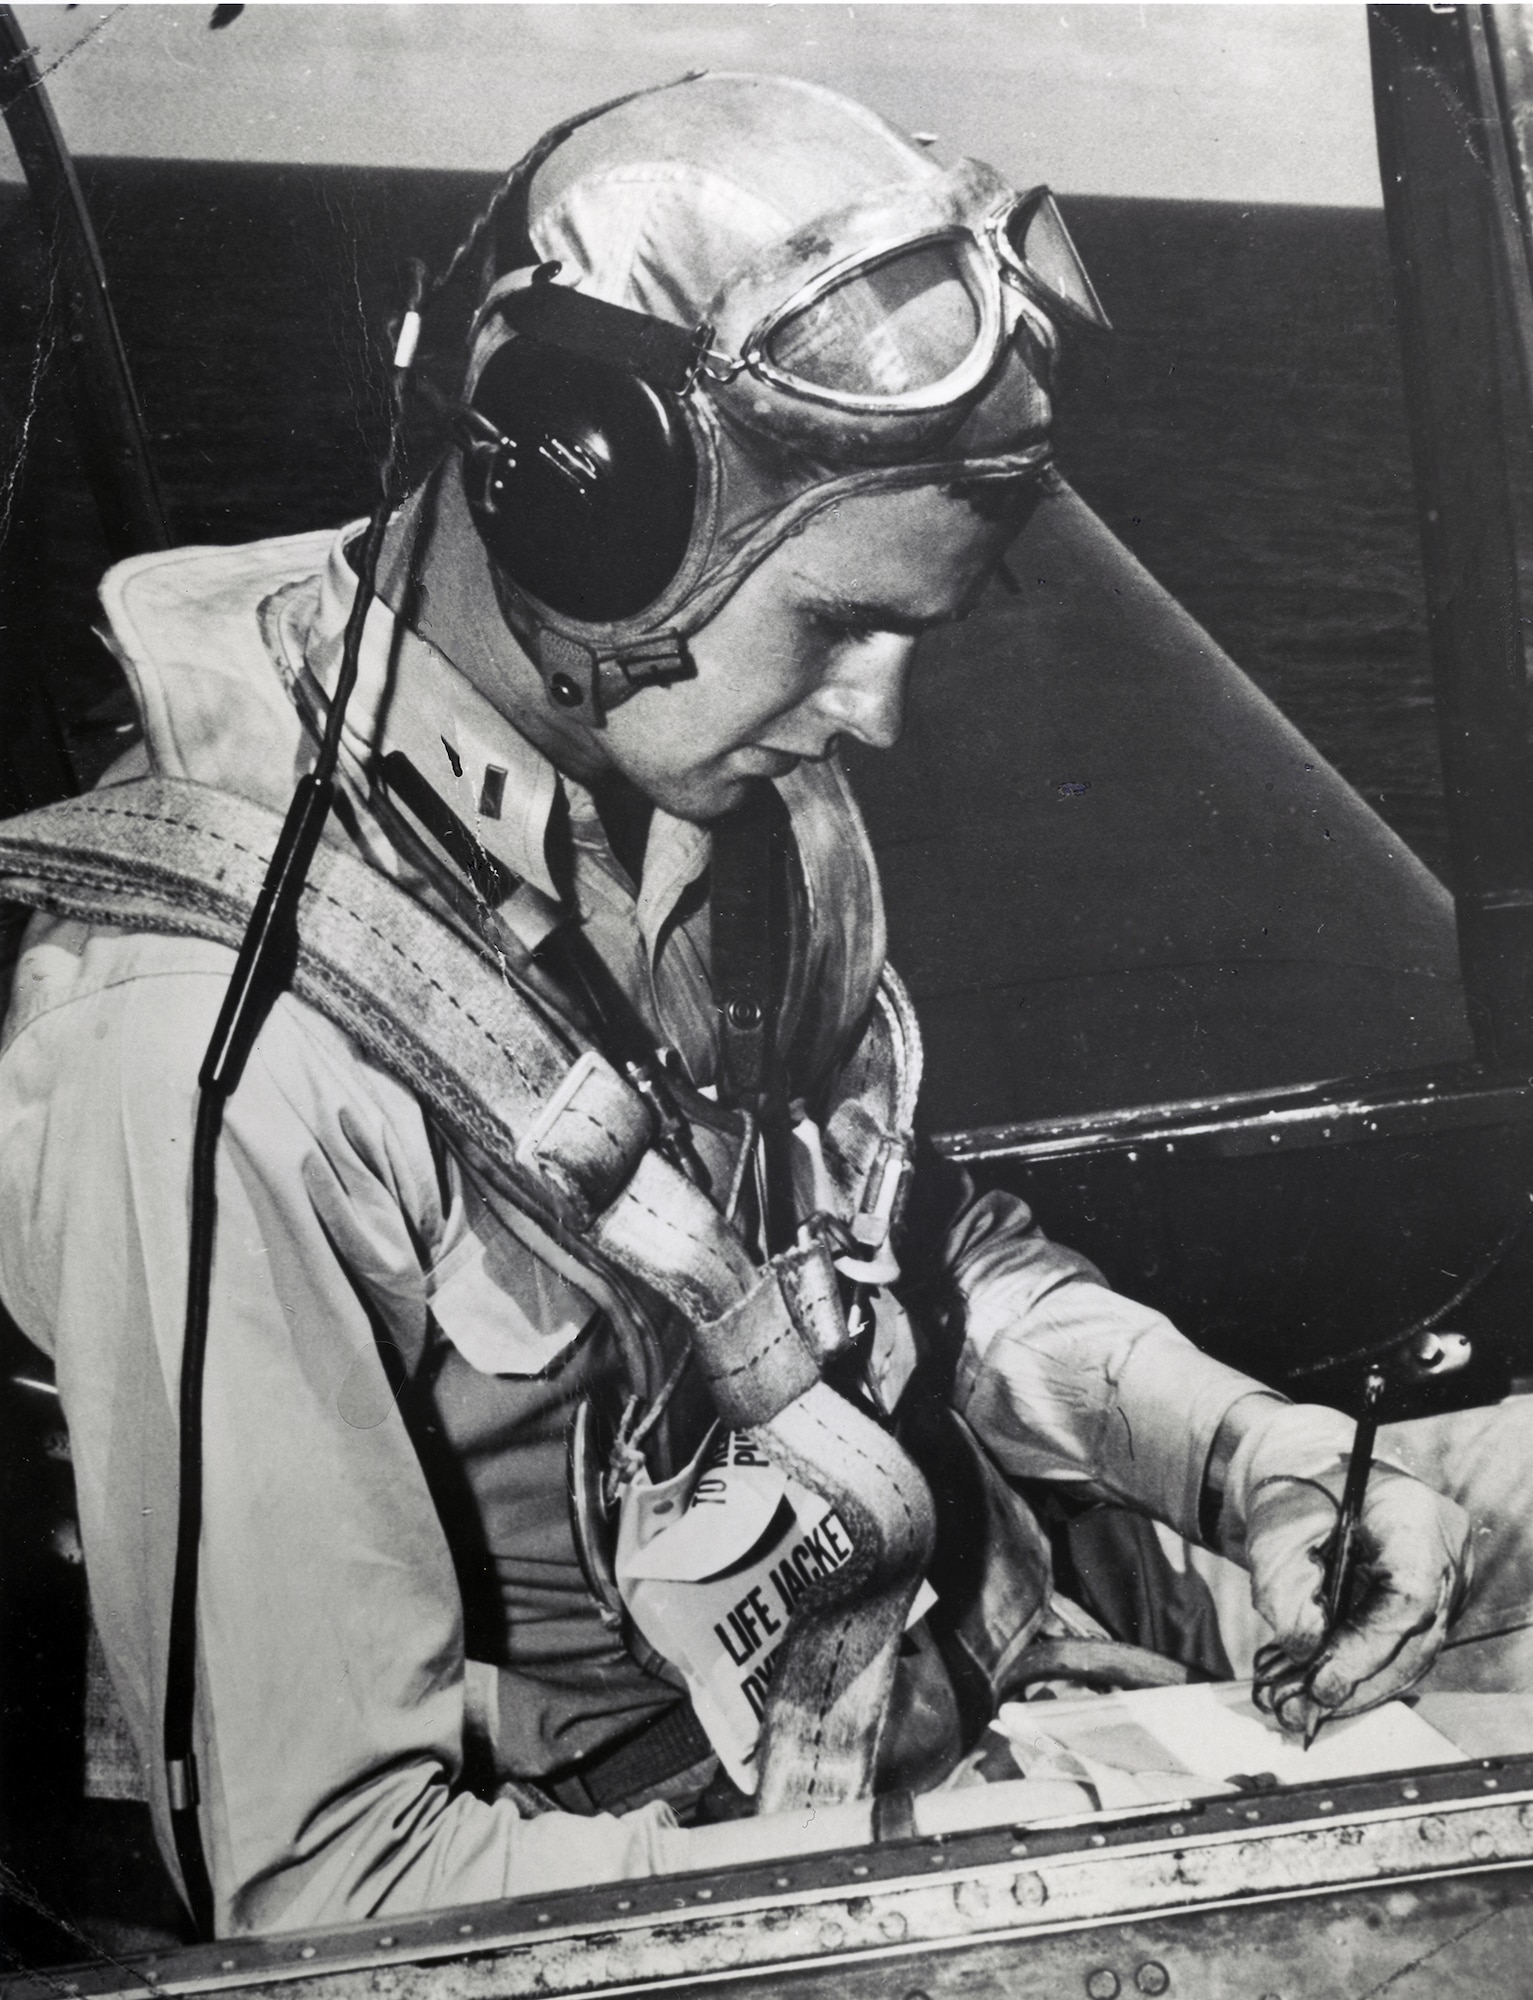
160, 87, 710, 1925
163, 268, 423, 1936
163, 1088, 222, 1938
1284, 1192, 1533, 1384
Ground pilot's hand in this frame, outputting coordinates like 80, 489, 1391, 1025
1212, 1397, 1473, 1737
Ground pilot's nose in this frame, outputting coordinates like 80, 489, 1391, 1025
813, 635, 917, 752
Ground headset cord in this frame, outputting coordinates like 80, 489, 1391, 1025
160, 80, 714, 1922
163, 279, 424, 1938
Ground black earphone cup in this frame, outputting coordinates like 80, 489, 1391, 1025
463, 336, 698, 624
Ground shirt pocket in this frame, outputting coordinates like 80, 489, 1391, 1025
425, 1195, 597, 1377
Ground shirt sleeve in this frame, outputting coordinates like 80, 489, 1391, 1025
0, 923, 676, 1935
931, 1165, 1261, 1540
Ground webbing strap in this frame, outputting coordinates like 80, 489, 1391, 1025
0, 780, 645, 1228
689, 1239, 844, 1428
754, 1383, 935, 1812
546, 1700, 716, 1815
0, 775, 933, 1803
710, 782, 786, 1104
492, 282, 705, 394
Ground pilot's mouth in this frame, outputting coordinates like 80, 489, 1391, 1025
738, 746, 800, 778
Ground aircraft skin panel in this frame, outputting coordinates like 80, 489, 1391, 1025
7, 1755, 1533, 2000
848, 482, 1472, 1135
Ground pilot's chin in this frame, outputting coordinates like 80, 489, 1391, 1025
672, 769, 779, 824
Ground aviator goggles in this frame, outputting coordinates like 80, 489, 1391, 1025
462, 153, 1098, 663
473, 161, 1106, 463
697, 183, 1110, 417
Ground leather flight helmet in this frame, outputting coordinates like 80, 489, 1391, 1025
461, 72, 1100, 719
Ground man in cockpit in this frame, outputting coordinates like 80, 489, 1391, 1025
1, 73, 1530, 1937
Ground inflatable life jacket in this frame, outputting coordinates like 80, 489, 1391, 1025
0, 531, 1050, 1810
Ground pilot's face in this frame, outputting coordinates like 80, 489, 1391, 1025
596, 484, 1020, 822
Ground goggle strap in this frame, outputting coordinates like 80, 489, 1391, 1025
494, 282, 703, 396
1005, 188, 1112, 334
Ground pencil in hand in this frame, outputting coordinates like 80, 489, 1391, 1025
1303, 1364, 1387, 1747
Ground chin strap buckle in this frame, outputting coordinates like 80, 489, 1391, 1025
611, 633, 696, 697
537, 629, 696, 721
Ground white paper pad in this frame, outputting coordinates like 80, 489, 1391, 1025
1118, 1683, 1467, 1786
998, 1681, 1467, 1796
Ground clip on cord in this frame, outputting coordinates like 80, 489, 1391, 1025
710, 783, 797, 1253
163, 294, 423, 1938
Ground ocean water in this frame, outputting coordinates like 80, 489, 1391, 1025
0, 162, 1445, 873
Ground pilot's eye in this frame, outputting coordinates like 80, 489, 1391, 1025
810, 609, 885, 645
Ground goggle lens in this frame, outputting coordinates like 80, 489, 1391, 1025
1001, 190, 1112, 333
761, 240, 984, 397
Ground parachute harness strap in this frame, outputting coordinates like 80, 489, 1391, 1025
0, 774, 934, 1818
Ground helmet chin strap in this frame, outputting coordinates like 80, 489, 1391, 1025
486, 558, 698, 722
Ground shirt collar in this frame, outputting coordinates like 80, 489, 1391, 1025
301, 523, 712, 955
304, 524, 564, 903
637, 811, 711, 964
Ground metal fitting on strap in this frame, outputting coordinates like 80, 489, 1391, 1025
513, 1049, 655, 1227
851, 1140, 910, 1249
167, 1754, 200, 1813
